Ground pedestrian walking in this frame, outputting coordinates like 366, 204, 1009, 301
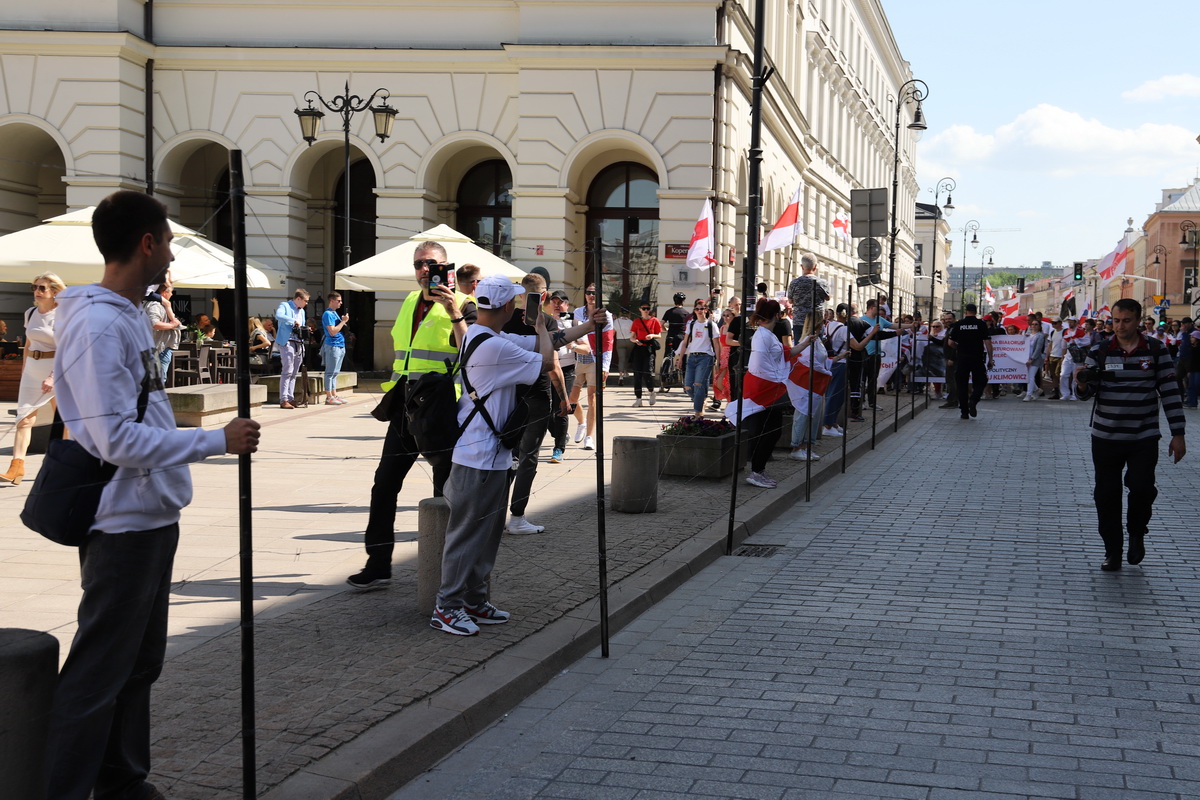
945, 303, 993, 419
629, 302, 661, 407
676, 299, 718, 417
1080, 298, 1186, 571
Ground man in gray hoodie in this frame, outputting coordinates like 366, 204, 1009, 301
45, 190, 261, 800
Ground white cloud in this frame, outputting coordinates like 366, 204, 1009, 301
1122, 74, 1200, 101
921, 103, 1199, 179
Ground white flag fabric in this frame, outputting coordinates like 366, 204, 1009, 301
686, 199, 718, 270
785, 340, 832, 417
1097, 232, 1134, 288
759, 185, 804, 254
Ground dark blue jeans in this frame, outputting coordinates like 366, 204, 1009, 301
46, 524, 180, 800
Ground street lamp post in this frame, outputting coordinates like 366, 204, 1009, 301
887, 78, 928, 315
1152, 244, 1169, 321
295, 81, 398, 285
1179, 220, 1196, 312
980, 246, 995, 314
961, 220, 980, 313
928, 177, 955, 321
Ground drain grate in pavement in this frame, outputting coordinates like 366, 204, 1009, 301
732, 544, 784, 558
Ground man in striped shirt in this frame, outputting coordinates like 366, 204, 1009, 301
1079, 298, 1186, 572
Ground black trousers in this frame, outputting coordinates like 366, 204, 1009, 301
548, 366, 575, 451
865, 354, 881, 407
46, 524, 179, 800
630, 344, 654, 397
846, 358, 864, 416
509, 387, 552, 517
955, 357, 988, 413
365, 381, 452, 567
741, 403, 785, 473
1091, 436, 1159, 557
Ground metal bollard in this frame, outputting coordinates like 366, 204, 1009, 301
611, 436, 660, 513
416, 496, 451, 612
0, 628, 58, 800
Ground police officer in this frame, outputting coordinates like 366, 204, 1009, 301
945, 303, 994, 420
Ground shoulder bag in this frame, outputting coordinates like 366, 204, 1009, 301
21, 365, 151, 546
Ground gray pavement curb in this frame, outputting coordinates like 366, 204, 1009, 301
261, 403, 929, 800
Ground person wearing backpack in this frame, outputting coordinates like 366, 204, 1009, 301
431, 275, 555, 636
347, 241, 476, 591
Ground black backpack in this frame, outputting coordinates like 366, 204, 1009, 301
404, 332, 529, 456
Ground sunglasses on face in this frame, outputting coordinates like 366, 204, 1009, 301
32, 284, 51, 292
585, 290, 596, 295
640, 307, 651, 311
413, 259, 443, 269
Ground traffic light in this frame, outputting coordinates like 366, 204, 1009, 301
1073, 262, 1084, 281
1017, 278, 1025, 293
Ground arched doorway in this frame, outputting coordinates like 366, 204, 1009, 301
585, 162, 659, 311
328, 156, 377, 370
456, 159, 512, 259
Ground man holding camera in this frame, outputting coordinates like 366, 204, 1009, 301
347, 241, 473, 590
1079, 298, 1186, 571
275, 288, 310, 409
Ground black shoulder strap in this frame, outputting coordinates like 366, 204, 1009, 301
457, 332, 504, 439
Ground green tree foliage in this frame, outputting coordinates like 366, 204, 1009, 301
984, 270, 1045, 288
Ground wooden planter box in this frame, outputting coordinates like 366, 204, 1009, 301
0, 359, 22, 402
657, 430, 746, 480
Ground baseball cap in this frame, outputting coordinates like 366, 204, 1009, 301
474, 275, 525, 309
549, 289, 569, 302
529, 266, 551, 282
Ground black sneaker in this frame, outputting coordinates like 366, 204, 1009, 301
969, 403, 978, 418
346, 564, 392, 591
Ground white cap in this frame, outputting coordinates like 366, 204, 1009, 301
474, 275, 525, 309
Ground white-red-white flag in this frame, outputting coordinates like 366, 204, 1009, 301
832, 211, 851, 243
686, 199, 718, 270
785, 341, 833, 417
1097, 232, 1134, 288
760, 185, 804, 254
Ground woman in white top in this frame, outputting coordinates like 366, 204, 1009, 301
2, 272, 66, 485
674, 299, 719, 417
734, 297, 817, 489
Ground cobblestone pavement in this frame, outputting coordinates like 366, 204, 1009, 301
395, 398, 1200, 800
1, 379, 926, 798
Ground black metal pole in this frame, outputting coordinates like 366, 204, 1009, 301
343, 91, 352, 276
841, 283, 850, 472
804, 334, 814, 502
592, 246, 610, 658
229, 150, 256, 800
726, 0, 770, 556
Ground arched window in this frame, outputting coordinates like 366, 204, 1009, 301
585, 162, 659, 310
457, 160, 512, 260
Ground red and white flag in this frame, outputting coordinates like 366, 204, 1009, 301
760, 185, 804, 254
686, 199, 718, 270
1063, 288, 1074, 302
1096, 304, 1111, 319
832, 211, 851, 243
1097, 232, 1134, 288
785, 342, 833, 417
724, 371, 787, 422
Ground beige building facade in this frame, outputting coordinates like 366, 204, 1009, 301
0, 0, 920, 368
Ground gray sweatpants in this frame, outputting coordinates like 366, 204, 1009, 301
436, 463, 511, 610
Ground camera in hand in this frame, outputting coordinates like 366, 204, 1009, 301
428, 262, 457, 292
1076, 366, 1102, 400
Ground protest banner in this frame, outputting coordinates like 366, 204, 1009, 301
910, 334, 946, 383
987, 334, 1028, 383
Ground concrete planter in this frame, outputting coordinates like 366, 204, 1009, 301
657, 431, 744, 480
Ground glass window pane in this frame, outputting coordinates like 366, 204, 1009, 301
459, 215, 494, 251
627, 166, 659, 208
587, 166, 628, 209
458, 160, 512, 207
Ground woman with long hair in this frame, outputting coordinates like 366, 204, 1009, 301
711, 308, 734, 408
2, 272, 66, 485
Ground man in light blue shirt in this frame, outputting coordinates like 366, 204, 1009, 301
860, 298, 898, 409
275, 288, 309, 409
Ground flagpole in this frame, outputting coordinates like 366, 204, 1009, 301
726, 0, 770, 557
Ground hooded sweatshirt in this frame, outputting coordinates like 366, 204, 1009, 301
54, 284, 227, 534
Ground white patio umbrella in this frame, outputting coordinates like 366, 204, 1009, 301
335, 223, 525, 292
0, 207, 288, 289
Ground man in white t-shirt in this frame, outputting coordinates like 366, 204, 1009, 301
431, 275, 554, 636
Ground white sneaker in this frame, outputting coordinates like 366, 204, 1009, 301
574, 424, 586, 443
583, 436, 595, 450
746, 471, 776, 488
430, 606, 479, 636
1022, 394, 1034, 402
822, 426, 844, 438
648, 391, 657, 406
632, 398, 643, 408
505, 515, 546, 535
789, 449, 821, 461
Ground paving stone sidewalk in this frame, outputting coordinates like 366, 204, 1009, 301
395, 399, 1200, 800
1, 380, 927, 798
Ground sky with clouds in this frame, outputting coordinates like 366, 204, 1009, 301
887, 0, 1200, 271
